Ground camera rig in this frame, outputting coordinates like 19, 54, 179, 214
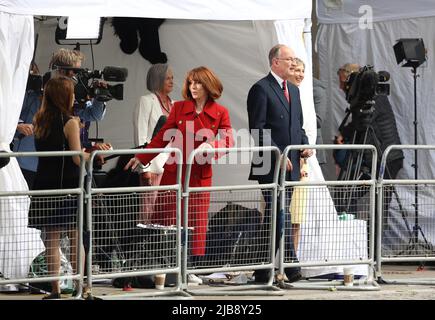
335, 66, 393, 216
47, 65, 128, 104
71, 66, 128, 104
344, 65, 390, 113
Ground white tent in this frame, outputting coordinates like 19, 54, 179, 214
316, 0, 435, 249
1, 1, 316, 188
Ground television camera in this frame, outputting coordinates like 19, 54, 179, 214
344, 65, 390, 113
49, 65, 128, 104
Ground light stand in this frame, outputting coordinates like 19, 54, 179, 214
393, 38, 433, 255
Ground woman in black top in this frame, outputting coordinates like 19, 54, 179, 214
31, 76, 89, 299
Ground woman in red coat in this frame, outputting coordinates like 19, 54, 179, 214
126, 66, 234, 261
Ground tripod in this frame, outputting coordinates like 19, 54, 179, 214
337, 101, 433, 257
336, 115, 407, 228
398, 66, 433, 256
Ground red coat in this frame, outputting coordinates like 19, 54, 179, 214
136, 99, 234, 255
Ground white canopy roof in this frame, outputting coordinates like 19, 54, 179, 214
0, 0, 311, 20
317, 0, 435, 24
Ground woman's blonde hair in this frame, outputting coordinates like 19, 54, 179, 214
294, 57, 305, 69
49, 48, 84, 69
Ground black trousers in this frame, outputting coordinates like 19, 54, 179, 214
253, 188, 300, 281
21, 168, 36, 190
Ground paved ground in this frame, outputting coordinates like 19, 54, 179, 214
1, 264, 435, 300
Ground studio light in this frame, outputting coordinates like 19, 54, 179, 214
393, 38, 426, 68
392, 38, 432, 255
55, 16, 105, 46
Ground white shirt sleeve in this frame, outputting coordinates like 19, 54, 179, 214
133, 95, 153, 147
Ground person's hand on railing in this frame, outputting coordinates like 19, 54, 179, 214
285, 157, 293, 172
301, 149, 313, 158
141, 172, 152, 186
94, 143, 112, 165
94, 142, 112, 150
124, 157, 142, 171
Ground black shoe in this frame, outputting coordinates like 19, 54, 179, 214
71, 280, 82, 297
71, 289, 83, 297
253, 270, 271, 283
42, 292, 61, 300
285, 269, 302, 283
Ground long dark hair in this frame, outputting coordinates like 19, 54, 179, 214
33, 76, 75, 139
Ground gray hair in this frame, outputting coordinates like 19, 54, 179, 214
268, 44, 286, 66
338, 63, 360, 76
146, 63, 171, 93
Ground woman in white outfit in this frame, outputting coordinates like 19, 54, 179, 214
288, 59, 368, 279
133, 63, 174, 223
287, 58, 308, 253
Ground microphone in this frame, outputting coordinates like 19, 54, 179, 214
0, 152, 10, 169
102, 66, 128, 82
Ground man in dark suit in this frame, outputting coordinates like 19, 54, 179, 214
247, 44, 312, 283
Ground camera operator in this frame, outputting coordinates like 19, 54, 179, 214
11, 62, 42, 189
334, 63, 404, 180
49, 48, 112, 153
334, 63, 404, 229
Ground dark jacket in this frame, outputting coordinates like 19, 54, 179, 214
247, 73, 308, 183
341, 94, 404, 168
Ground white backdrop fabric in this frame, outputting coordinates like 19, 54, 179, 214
317, 0, 435, 23
0, 0, 311, 20
0, 12, 44, 279
317, 16, 435, 249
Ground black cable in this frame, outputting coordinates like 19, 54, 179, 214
90, 40, 95, 71
89, 40, 99, 140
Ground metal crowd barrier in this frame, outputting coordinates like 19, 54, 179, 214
377, 145, 435, 285
279, 145, 379, 291
0, 151, 85, 299
8, 144, 423, 297
85, 148, 190, 299
182, 146, 284, 296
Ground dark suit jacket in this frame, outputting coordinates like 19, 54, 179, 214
247, 73, 308, 183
